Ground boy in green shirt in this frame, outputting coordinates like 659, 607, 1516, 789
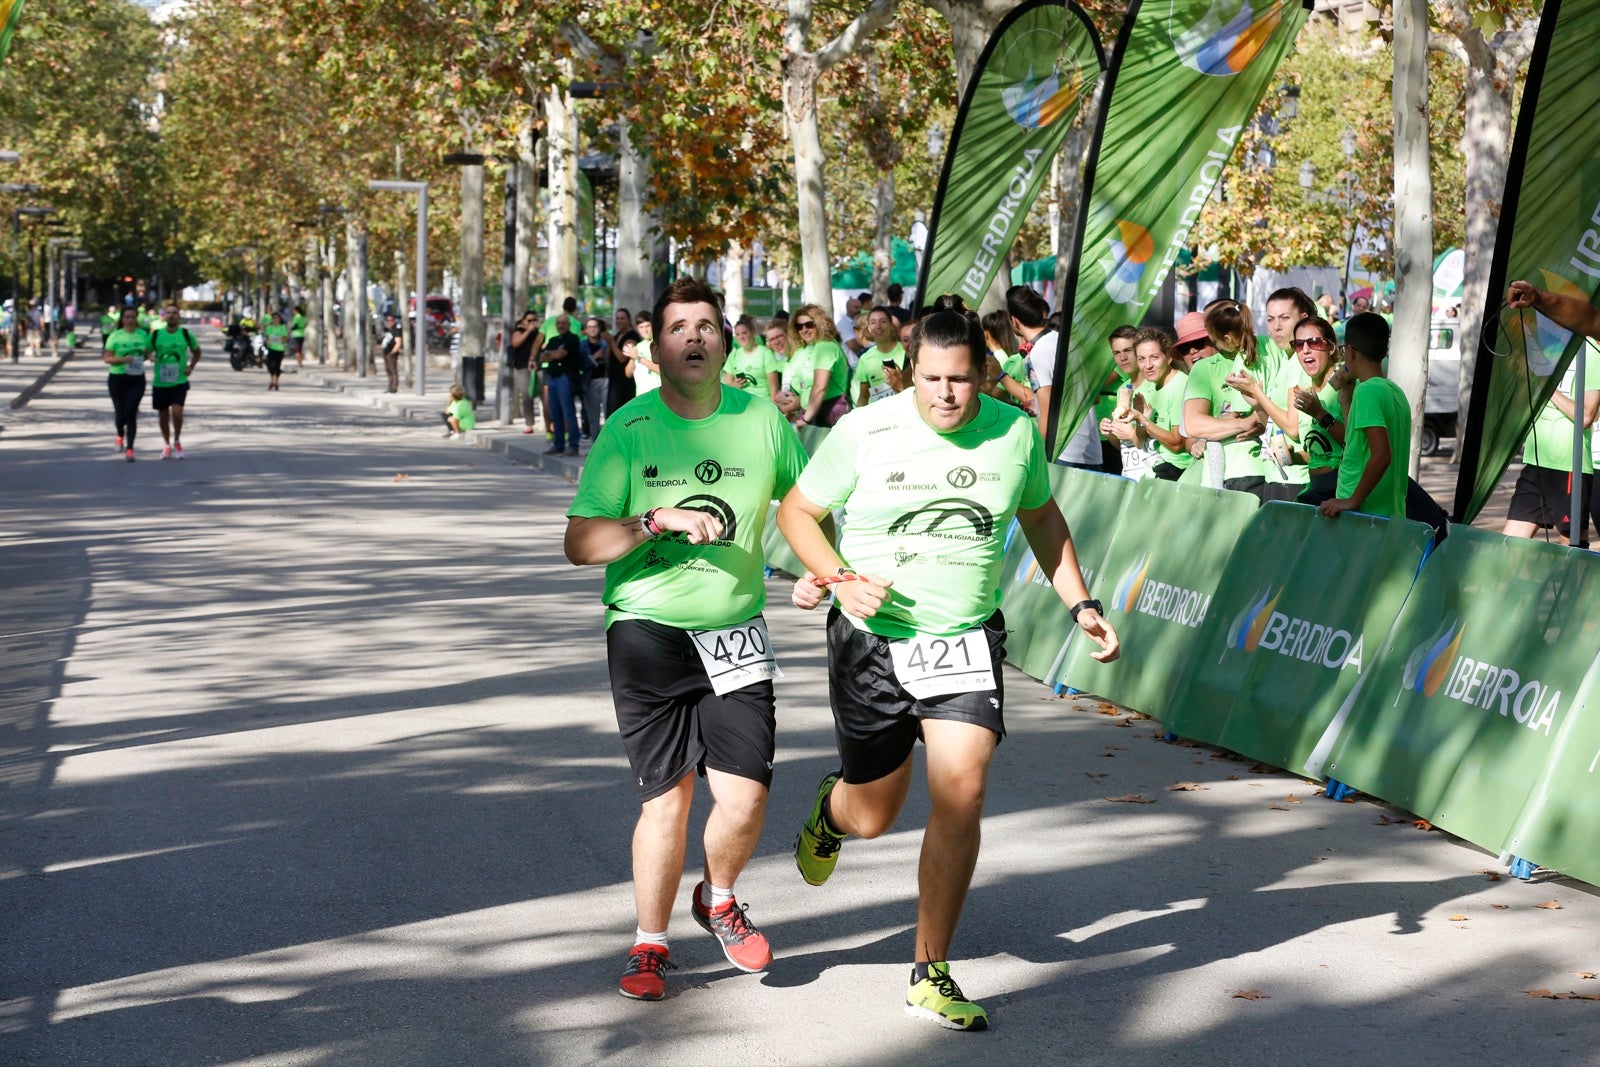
442, 384, 476, 438
1321, 313, 1410, 519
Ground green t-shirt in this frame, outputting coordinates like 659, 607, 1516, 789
1095, 370, 1132, 437
1147, 369, 1193, 470
567, 387, 807, 630
105, 328, 151, 376
796, 390, 1051, 639
264, 323, 288, 352
151, 326, 196, 386
850, 343, 906, 404
448, 397, 476, 432
724, 343, 779, 399
1337, 377, 1410, 517
1523, 348, 1599, 474
788, 340, 850, 406
1184, 351, 1267, 481
291, 313, 307, 338
100, 312, 118, 332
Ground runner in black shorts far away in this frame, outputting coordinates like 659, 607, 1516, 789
564, 277, 807, 1001
150, 303, 201, 459
777, 307, 1120, 1032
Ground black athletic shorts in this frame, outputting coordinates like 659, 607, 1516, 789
826, 606, 1006, 786
1508, 464, 1593, 533
151, 384, 189, 410
606, 616, 777, 803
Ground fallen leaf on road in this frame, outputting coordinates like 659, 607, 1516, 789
1248, 763, 1275, 774
1580, 972, 1597, 980
1099, 752, 1117, 758
1283, 795, 1303, 804
1226, 774, 1240, 781
1477, 868, 1504, 882
1269, 804, 1290, 811
1536, 900, 1563, 910
1169, 781, 1206, 791
1447, 915, 1469, 922
1106, 794, 1155, 804
1127, 711, 1150, 720
1094, 703, 1120, 716
1413, 819, 1434, 831
1525, 989, 1600, 1001
391, 473, 410, 481
1230, 989, 1270, 1001
1491, 904, 1509, 910
1083, 772, 1108, 779
1114, 719, 1134, 727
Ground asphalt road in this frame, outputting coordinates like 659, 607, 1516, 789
2, 334, 1597, 1066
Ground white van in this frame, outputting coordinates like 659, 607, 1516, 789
1422, 314, 1461, 456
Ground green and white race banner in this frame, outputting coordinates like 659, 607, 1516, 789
0, 0, 23, 62
916, 0, 1104, 308
1453, 0, 1600, 522
1049, 0, 1311, 453
1318, 527, 1600, 879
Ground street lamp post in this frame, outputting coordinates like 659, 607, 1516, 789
1341, 128, 1358, 309
9, 202, 53, 361
368, 180, 429, 396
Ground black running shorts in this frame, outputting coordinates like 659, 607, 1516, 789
1508, 464, 1593, 533
151, 384, 189, 410
606, 617, 777, 803
826, 606, 1006, 786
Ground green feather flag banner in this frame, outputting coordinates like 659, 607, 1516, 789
0, 0, 25, 63
1048, 0, 1311, 454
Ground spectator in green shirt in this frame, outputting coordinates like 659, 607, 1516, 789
1320, 313, 1410, 519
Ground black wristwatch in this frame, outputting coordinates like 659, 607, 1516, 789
1070, 599, 1103, 623
1316, 413, 1336, 429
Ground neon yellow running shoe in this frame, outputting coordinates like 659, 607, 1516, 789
794, 769, 844, 886
905, 962, 989, 1031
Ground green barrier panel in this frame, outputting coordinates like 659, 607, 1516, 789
1317, 527, 1600, 869
999, 468, 1132, 684
1501, 658, 1600, 885
1060, 479, 1258, 717
1165, 502, 1432, 773
760, 426, 831, 579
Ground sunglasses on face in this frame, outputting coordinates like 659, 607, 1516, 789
1291, 337, 1331, 351
1175, 340, 1207, 356
795, 320, 816, 330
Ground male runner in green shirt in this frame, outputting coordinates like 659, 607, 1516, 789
565, 277, 807, 1002
150, 303, 202, 459
777, 309, 1120, 1032
1320, 312, 1410, 519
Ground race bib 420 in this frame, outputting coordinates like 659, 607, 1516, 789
688, 617, 783, 695
889, 626, 995, 701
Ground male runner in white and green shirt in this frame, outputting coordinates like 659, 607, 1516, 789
777, 309, 1120, 1031
566, 278, 807, 1002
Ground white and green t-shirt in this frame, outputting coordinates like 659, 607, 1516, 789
105, 327, 151, 377
634, 338, 660, 394
725, 343, 779, 399
568, 387, 807, 630
796, 390, 1050, 639
151, 327, 196, 386
1184, 351, 1268, 482
1523, 347, 1600, 474
850, 343, 906, 404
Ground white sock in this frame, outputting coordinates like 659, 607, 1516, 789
700, 882, 734, 909
635, 927, 668, 949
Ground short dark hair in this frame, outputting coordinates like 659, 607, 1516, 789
887, 283, 904, 304
1343, 312, 1390, 365
1109, 325, 1139, 344
650, 277, 721, 335
907, 309, 987, 374
1006, 285, 1050, 329
981, 309, 1017, 354
562, 296, 578, 313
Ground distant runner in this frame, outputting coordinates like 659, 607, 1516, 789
150, 303, 202, 459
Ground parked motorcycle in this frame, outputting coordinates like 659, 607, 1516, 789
227, 319, 267, 370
